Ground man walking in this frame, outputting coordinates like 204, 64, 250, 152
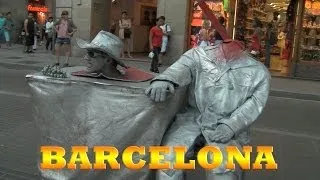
54, 10, 77, 67
24, 13, 35, 53
159, 16, 171, 66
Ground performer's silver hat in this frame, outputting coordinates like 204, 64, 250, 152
76, 30, 126, 67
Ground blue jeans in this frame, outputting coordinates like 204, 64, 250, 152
56, 37, 71, 45
265, 42, 271, 68
4, 30, 11, 42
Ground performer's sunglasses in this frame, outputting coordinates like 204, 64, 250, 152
87, 50, 107, 58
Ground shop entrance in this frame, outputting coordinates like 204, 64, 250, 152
187, 0, 234, 49
187, 0, 306, 78
234, 0, 292, 77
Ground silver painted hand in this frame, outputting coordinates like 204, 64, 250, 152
145, 81, 174, 102
209, 124, 235, 143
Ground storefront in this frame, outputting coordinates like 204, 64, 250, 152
234, 0, 289, 76
293, 0, 320, 79
27, 0, 50, 25
234, 0, 320, 80
185, 0, 320, 80
187, 0, 235, 49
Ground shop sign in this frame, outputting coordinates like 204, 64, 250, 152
27, 5, 49, 12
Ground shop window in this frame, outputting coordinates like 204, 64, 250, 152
188, 0, 229, 49
300, 0, 320, 63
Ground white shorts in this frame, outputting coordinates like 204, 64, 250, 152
161, 38, 168, 53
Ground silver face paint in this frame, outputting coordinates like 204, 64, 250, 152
84, 51, 113, 73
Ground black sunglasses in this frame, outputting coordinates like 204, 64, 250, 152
87, 50, 108, 58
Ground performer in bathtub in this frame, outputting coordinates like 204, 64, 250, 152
145, 0, 271, 179
76, 30, 128, 78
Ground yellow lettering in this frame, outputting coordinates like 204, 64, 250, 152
252, 146, 278, 169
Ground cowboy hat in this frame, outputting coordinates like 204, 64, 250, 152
76, 30, 127, 68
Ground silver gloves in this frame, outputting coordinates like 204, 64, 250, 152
209, 124, 235, 143
145, 81, 175, 102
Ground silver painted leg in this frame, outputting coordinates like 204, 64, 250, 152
205, 171, 243, 180
156, 169, 185, 180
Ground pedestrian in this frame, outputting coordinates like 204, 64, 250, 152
45, 17, 54, 51
277, 26, 286, 57
54, 10, 77, 67
159, 16, 171, 66
32, 17, 38, 51
0, 13, 6, 48
119, 11, 133, 58
264, 23, 273, 68
149, 16, 165, 73
40, 19, 47, 46
24, 13, 35, 53
4, 12, 14, 48
197, 20, 214, 47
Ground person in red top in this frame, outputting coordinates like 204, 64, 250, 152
149, 16, 165, 73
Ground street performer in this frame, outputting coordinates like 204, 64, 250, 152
145, 0, 271, 179
76, 30, 128, 78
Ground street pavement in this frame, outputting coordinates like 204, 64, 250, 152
0, 45, 320, 180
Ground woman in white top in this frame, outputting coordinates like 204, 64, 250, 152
45, 17, 54, 51
32, 18, 38, 50
119, 11, 133, 58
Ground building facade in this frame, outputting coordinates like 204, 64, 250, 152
52, 0, 189, 63
51, 0, 319, 80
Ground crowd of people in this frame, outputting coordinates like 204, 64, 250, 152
22, 11, 77, 68
1, 10, 77, 68
109, 11, 172, 73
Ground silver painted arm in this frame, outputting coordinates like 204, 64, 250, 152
151, 49, 198, 88
219, 70, 271, 136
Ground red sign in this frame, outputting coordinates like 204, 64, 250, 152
27, 5, 48, 12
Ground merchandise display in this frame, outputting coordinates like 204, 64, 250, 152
189, 0, 229, 48
236, 1, 268, 58
234, 1, 248, 42
235, 0, 291, 75
300, 0, 320, 62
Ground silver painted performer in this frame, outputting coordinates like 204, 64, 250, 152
145, 1, 271, 179
145, 39, 271, 180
